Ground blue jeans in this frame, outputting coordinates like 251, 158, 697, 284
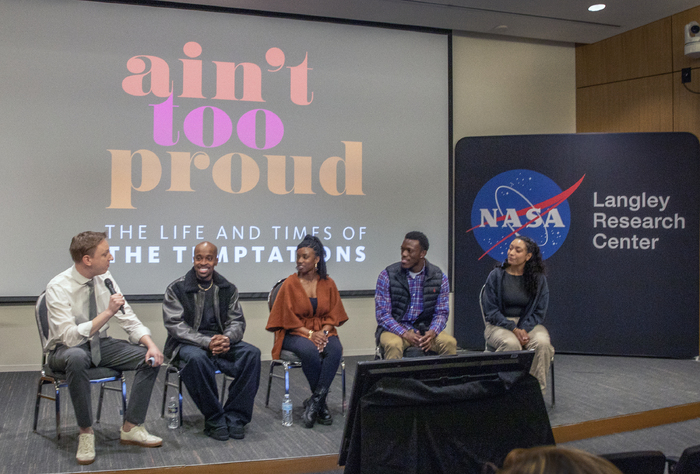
282, 334, 342, 393
177, 341, 261, 427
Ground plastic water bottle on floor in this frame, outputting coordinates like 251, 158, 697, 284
167, 396, 179, 429
282, 394, 293, 426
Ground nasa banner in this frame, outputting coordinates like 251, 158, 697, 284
454, 133, 700, 358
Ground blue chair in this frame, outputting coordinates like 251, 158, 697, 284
33, 292, 127, 439
160, 360, 232, 427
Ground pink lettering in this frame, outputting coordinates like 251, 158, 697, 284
183, 106, 233, 148
237, 109, 284, 150
123, 43, 310, 105
289, 53, 313, 105
180, 42, 205, 99
212, 61, 264, 102
150, 93, 179, 146
265, 47, 285, 72
122, 55, 172, 97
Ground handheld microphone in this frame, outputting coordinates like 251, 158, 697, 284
104, 278, 125, 314
417, 322, 427, 336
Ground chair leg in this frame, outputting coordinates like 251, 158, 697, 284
35, 375, 126, 438
265, 362, 275, 407
33, 378, 45, 432
54, 381, 61, 440
550, 359, 555, 407
284, 362, 290, 397
161, 367, 170, 418
178, 371, 183, 428
96, 382, 106, 423
341, 359, 346, 415
120, 374, 127, 424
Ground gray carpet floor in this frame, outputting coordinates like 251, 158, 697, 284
2, 353, 700, 473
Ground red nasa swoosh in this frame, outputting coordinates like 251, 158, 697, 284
467, 174, 585, 260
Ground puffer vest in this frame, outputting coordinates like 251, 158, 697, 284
375, 260, 444, 342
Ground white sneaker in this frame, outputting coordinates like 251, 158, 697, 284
76, 433, 95, 465
120, 425, 162, 447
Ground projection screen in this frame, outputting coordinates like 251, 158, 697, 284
0, 0, 450, 298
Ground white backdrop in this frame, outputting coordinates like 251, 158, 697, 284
0, 0, 449, 296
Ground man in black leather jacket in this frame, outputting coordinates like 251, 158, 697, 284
163, 241, 261, 441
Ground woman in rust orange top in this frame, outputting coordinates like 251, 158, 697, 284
266, 235, 348, 428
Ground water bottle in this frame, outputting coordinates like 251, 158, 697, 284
167, 396, 179, 429
282, 394, 293, 426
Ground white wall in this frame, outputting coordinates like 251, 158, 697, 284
452, 32, 576, 141
0, 31, 576, 372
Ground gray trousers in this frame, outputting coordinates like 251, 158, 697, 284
48, 337, 159, 428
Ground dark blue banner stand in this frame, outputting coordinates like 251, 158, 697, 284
454, 133, 699, 358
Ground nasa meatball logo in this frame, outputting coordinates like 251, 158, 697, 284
469, 170, 585, 261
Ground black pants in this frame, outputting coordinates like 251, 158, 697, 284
178, 341, 261, 427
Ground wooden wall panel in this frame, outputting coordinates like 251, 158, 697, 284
673, 70, 700, 136
672, 5, 700, 71
576, 74, 673, 133
576, 18, 672, 88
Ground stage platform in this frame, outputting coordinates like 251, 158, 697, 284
2, 353, 700, 474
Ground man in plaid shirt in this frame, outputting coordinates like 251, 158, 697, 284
374, 231, 457, 359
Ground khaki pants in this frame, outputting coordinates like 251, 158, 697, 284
380, 330, 457, 360
484, 319, 554, 391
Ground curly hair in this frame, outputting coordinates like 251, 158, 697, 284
502, 235, 545, 296
297, 234, 328, 279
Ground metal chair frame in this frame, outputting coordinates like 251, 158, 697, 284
479, 285, 555, 407
33, 291, 127, 439
264, 278, 346, 415
160, 360, 232, 427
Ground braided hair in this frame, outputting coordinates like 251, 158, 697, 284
297, 234, 327, 279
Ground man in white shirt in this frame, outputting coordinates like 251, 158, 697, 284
45, 231, 164, 465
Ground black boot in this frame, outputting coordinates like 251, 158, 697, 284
303, 387, 328, 428
316, 398, 333, 426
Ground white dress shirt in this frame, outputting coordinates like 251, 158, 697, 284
44, 266, 151, 351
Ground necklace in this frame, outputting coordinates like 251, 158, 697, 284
198, 280, 213, 291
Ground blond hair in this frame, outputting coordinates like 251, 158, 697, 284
497, 446, 623, 474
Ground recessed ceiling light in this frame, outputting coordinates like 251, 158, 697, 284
588, 4, 606, 12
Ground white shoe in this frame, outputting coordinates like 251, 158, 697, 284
120, 425, 162, 447
76, 433, 95, 465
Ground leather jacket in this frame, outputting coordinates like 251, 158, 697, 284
162, 268, 245, 359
